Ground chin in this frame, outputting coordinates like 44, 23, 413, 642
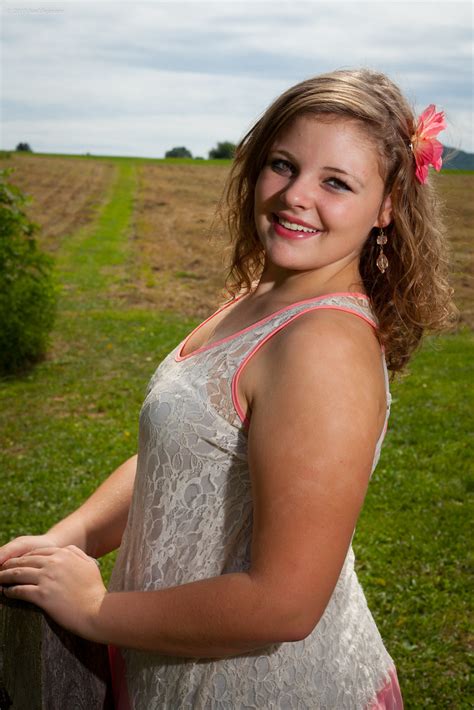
265, 253, 315, 274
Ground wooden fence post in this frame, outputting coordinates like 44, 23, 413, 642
0, 596, 114, 710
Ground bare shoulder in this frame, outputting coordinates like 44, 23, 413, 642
269, 306, 381, 363
244, 307, 387, 435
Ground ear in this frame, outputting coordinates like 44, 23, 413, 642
374, 194, 393, 228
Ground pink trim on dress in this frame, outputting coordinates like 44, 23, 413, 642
175, 291, 248, 361
175, 292, 370, 361
231, 304, 378, 428
368, 666, 404, 709
108, 645, 132, 710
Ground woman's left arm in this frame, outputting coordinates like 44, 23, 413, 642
0, 311, 386, 658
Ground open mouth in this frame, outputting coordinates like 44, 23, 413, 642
272, 214, 322, 238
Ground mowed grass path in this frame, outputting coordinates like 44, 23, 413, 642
0, 158, 472, 707
57, 160, 135, 303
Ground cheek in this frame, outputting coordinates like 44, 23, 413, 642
255, 169, 283, 208
327, 201, 349, 219
331, 196, 377, 228
318, 198, 352, 227
253, 179, 267, 238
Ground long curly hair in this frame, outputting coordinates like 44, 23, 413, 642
217, 68, 457, 374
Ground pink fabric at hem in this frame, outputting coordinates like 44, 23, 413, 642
368, 666, 404, 710
108, 645, 132, 710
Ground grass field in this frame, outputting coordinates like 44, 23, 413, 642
0, 152, 472, 707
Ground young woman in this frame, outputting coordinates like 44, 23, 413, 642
0, 69, 455, 708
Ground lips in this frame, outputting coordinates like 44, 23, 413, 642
271, 213, 322, 240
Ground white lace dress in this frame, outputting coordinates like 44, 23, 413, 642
108, 292, 403, 710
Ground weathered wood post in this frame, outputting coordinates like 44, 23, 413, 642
0, 596, 113, 710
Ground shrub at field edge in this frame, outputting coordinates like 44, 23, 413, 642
0, 168, 58, 375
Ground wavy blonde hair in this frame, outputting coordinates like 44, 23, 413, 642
217, 68, 457, 374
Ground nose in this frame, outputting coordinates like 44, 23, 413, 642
280, 174, 316, 210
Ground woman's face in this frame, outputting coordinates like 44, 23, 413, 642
254, 114, 392, 281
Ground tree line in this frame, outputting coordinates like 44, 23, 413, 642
14, 142, 236, 160
165, 141, 235, 160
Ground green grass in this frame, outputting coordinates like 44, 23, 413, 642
0, 308, 195, 575
0, 156, 472, 707
355, 330, 473, 706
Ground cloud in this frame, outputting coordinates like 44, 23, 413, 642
1, 1, 472, 154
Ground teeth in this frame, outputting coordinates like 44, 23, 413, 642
278, 217, 318, 233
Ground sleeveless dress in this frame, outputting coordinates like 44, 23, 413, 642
108, 292, 404, 710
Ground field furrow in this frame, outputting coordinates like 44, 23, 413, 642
0, 154, 116, 252
127, 161, 232, 317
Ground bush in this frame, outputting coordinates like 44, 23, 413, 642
0, 169, 57, 375
16, 142, 32, 152
165, 146, 192, 159
208, 141, 236, 159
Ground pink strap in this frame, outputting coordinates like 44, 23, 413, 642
176, 292, 248, 361
232, 303, 378, 428
176, 291, 371, 361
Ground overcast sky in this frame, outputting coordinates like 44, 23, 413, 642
1, 1, 472, 158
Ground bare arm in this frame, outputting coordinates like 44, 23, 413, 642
0, 454, 137, 564
1, 312, 387, 657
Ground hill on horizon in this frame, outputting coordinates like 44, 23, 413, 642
442, 145, 474, 170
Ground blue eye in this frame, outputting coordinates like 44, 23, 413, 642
270, 158, 295, 175
326, 177, 351, 192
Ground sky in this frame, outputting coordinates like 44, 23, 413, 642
1, 0, 473, 158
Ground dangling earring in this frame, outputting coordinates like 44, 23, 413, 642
376, 227, 389, 273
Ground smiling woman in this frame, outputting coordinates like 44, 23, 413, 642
253, 116, 392, 277
0, 69, 456, 710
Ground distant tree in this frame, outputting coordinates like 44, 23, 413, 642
16, 142, 32, 152
208, 141, 236, 160
165, 146, 193, 159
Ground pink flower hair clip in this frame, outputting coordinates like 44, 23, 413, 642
410, 104, 447, 184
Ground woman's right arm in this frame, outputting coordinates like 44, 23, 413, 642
0, 454, 137, 564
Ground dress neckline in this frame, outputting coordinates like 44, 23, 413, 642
175, 291, 371, 362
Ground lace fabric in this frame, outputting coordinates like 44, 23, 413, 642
108, 294, 401, 709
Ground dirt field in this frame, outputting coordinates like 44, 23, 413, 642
128, 161, 232, 317
0, 153, 116, 252
435, 173, 473, 326
1, 153, 472, 325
